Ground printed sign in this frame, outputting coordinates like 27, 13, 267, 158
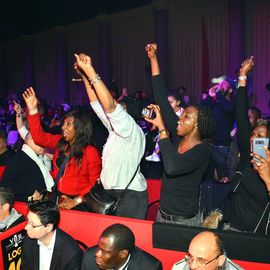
1, 229, 26, 270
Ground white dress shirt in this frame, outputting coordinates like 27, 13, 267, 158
91, 101, 146, 191
38, 230, 57, 270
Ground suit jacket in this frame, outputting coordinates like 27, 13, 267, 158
21, 228, 83, 270
81, 246, 162, 270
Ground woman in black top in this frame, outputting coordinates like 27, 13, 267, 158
224, 57, 270, 235
145, 44, 216, 226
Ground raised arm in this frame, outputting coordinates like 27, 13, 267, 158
74, 53, 117, 113
14, 100, 28, 140
145, 43, 178, 136
235, 57, 254, 157
22, 87, 61, 148
74, 60, 98, 103
146, 43, 160, 76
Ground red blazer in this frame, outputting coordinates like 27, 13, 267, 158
28, 113, 101, 196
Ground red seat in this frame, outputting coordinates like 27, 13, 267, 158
146, 200, 160, 221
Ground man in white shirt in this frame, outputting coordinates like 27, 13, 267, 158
21, 200, 83, 270
74, 53, 148, 219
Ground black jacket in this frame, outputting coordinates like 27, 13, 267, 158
21, 228, 83, 270
81, 246, 162, 270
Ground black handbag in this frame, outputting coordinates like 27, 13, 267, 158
84, 165, 139, 215
84, 180, 119, 215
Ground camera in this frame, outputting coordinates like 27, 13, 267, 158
141, 108, 156, 119
252, 138, 269, 161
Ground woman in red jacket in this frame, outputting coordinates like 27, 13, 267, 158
23, 87, 101, 210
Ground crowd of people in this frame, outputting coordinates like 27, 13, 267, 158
0, 43, 269, 269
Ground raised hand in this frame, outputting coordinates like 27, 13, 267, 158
74, 53, 92, 74
145, 43, 157, 59
13, 100, 22, 115
239, 56, 254, 76
22, 87, 38, 112
208, 85, 219, 98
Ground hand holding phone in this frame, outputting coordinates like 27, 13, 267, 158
252, 138, 269, 162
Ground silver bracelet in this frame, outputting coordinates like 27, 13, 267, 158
238, 75, 247, 81
90, 74, 101, 85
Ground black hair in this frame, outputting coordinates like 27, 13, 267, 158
167, 90, 183, 106
195, 105, 216, 141
120, 97, 144, 121
57, 109, 94, 164
101, 223, 135, 253
255, 120, 270, 138
214, 233, 225, 255
0, 187, 15, 209
249, 106, 261, 119
0, 130, 7, 140
27, 200, 60, 230
178, 86, 186, 93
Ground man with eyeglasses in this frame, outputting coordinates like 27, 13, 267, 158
21, 200, 83, 270
171, 231, 243, 270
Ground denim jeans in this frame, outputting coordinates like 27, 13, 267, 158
156, 209, 200, 227
212, 145, 231, 179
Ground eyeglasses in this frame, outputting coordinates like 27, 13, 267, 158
26, 220, 44, 229
184, 253, 221, 267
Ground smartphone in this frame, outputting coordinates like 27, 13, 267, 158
252, 138, 269, 161
141, 108, 156, 119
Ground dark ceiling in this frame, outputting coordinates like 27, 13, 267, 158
0, 0, 152, 42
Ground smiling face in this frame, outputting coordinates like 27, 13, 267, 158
95, 236, 125, 269
62, 116, 76, 144
176, 106, 198, 137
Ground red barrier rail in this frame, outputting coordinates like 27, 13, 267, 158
14, 202, 270, 270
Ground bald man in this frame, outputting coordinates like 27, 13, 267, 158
171, 231, 243, 270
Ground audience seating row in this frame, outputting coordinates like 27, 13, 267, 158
11, 202, 270, 270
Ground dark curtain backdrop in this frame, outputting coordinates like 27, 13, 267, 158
0, 0, 269, 114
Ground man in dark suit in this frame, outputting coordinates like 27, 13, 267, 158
21, 200, 83, 270
81, 223, 162, 270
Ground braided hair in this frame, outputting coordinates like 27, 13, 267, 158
195, 105, 216, 141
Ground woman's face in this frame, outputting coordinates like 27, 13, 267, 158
62, 116, 76, 144
167, 96, 180, 112
176, 106, 198, 136
250, 125, 268, 145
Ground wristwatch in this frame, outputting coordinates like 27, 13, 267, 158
75, 196, 84, 204
158, 129, 168, 136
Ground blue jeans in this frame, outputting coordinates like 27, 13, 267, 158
212, 145, 231, 179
